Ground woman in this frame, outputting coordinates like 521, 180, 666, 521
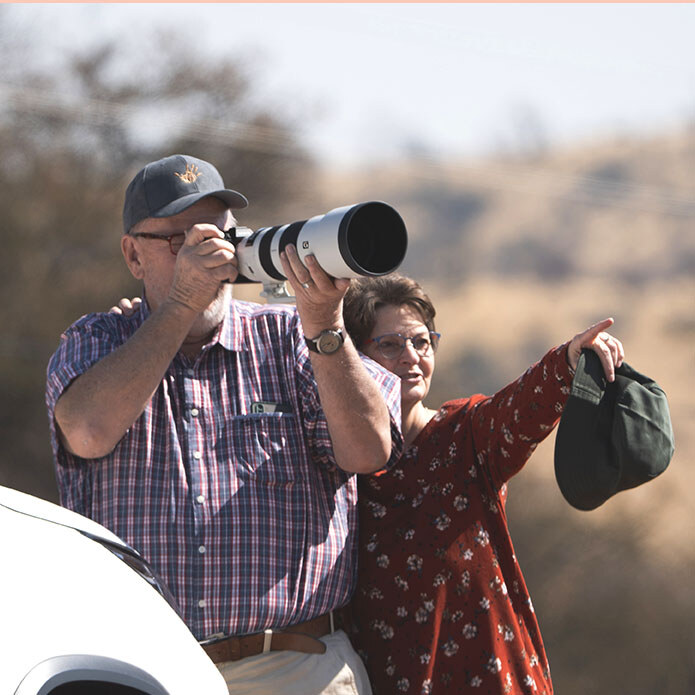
342, 274, 624, 695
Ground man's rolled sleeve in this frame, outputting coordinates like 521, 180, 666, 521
45, 314, 120, 460
359, 354, 403, 471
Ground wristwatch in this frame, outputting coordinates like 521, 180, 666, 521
305, 328, 345, 355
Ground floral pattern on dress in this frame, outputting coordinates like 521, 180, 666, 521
350, 344, 574, 694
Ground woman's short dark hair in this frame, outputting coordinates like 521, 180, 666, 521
343, 274, 436, 350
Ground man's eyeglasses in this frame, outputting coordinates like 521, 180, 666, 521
366, 331, 441, 360
129, 227, 247, 256
129, 231, 187, 255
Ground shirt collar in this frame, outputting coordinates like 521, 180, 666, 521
217, 300, 245, 352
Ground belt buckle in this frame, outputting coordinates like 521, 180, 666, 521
200, 633, 243, 662
199, 632, 226, 646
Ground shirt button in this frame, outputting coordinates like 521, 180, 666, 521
187, 369, 195, 377
198, 545, 206, 554
198, 599, 206, 608
193, 451, 202, 460
196, 495, 205, 504
191, 408, 199, 417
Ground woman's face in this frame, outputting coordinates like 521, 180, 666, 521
362, 303, 436, 411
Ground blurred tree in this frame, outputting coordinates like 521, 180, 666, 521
0, 10, 315, 500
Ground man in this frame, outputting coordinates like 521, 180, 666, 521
46, 154, 402, 694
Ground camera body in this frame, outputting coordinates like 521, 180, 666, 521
224, 201, 407, 285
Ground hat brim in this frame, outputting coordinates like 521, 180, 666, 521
554, 397, 620, 511
554, 350, 674, 511
151, 189, 248, 219
554, 351, 620, 511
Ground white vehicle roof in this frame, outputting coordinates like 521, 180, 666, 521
0, 484, 126, 546
0, 485, 228, 695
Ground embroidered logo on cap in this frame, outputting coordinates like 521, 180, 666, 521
175, 163, 202, 184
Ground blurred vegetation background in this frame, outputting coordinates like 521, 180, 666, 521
0, 7, 693, 694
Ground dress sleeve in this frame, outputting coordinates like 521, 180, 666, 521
469, 342, 575, 489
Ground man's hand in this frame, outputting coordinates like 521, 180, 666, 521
167, 225, 238, 315
279, 244, 349, 337
567, 318, 625, 382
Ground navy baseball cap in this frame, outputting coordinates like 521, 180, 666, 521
123, 154, 248, 233
554, 349, 674, 511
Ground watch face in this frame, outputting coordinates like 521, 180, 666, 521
317, 330, 343, 354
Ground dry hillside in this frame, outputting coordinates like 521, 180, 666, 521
302, 129, 695, 693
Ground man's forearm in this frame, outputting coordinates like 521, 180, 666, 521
278, 246, 396, 473
54, 299, 197, 459
310, 339, 393, 474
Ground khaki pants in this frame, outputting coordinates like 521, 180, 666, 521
217, 629, 372, 695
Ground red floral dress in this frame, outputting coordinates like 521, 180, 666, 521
350, 345, 573, 694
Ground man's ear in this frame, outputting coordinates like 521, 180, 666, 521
121, 235, 145, 280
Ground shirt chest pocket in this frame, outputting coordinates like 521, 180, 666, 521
222, 413, 304, 483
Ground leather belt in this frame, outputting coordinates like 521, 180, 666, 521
201, 612, 334, 664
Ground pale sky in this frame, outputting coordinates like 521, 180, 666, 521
8, 3, 695, 168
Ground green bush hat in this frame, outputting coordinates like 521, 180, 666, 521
554, 349, 675, 511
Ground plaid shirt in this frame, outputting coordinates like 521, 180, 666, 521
46, 298, 402, 641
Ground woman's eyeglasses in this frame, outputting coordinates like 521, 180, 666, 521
367, 331, 441, 360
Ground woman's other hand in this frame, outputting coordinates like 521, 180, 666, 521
109, 296, 142, 317
567, 318, 625, 382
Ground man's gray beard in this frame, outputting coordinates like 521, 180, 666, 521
189, 283, 232, 339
